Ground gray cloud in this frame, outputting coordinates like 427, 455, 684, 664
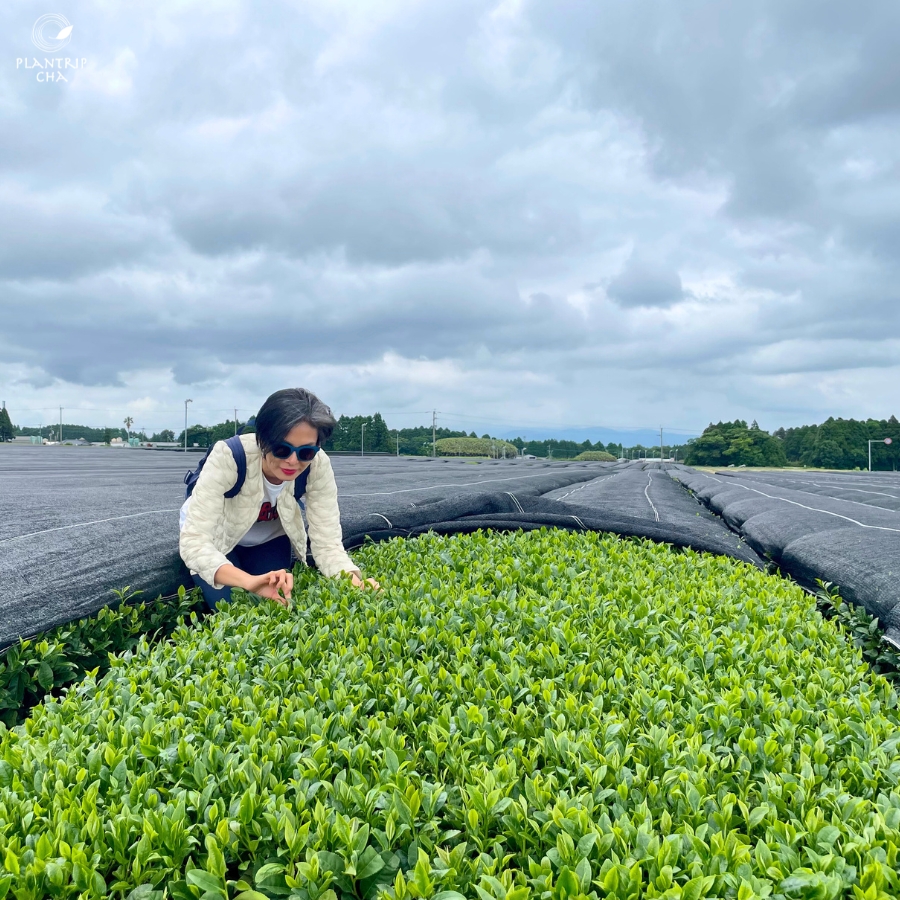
1, 0, 899, 432
0, 184, 171, 279
606, 252, 684, 308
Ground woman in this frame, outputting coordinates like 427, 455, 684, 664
180, 387, 378, 610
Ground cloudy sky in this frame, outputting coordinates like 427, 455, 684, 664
2, 0, 898, 438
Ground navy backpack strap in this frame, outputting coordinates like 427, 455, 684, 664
294, 464, 311, 503
184, 435, 249, 499
223, 435, 247, 498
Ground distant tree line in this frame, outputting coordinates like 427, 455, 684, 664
684, 416, 900, 469
325, 414, 395, 453
10, 410, 895, 469
176, 420, 246, 448
323, 415, 510, 456
775, 416, 900, 470
14, 424, 134, 443
325, 418, 682, 458
3, 410, 684, 459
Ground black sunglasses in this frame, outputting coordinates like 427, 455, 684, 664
270, 441, 320, 461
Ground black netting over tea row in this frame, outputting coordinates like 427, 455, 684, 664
341, 464, 764, 569
6, 446, 894, 649
0, 459, 628, 646
669, 466, 900, 645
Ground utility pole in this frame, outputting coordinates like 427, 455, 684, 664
234, 408, 238, 436
361, 420, 367, 457
184, 399, 192, 452
59, 407, 63, 443
432, 409, 436, 458
660, 426, 663, 463
395, 431, 399, 457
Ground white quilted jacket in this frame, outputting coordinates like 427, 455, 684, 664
179, 434, 360, 588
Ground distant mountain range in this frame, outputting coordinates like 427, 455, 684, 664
493, 426, 700, 447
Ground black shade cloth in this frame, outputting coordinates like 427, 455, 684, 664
0, 453, 614, 647
669, 466, 900, 644
340, 460, 763, 567
7, 446, 894, 649
342, 490, 763, 568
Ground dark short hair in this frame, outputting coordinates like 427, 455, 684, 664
254, 388, 336, 454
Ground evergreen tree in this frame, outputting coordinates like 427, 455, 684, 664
813, 440, 844, 469
684, 421, 787, 467
0, 408, 13, 442
367, 413, 391, 452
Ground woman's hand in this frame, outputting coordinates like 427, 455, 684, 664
244, 569, 294, 607
350, 572, 380, 590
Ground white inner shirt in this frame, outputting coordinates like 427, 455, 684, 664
179, 475, 288, 547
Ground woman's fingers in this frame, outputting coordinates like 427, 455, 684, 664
237, 571, 292, 607
349, 572, 381, 591
248, 569, 292, 604
259, 584, 290, 607
271, 569, 291, 598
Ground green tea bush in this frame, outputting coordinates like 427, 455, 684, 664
814, 582, 900, 681
0, 586, 205, 727
573, 452, 616, 462
3, 529, 900, 900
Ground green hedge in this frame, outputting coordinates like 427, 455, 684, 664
573, 451, 616, 461
433, 437, 519, 457
3, 530, 900, 899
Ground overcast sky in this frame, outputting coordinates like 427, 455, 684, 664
2, 0, 898, 438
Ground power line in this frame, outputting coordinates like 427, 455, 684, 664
4, 403, 701, 437
436, 410, 700, 434
2, 406, 258, 414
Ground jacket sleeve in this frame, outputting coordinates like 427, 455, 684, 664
305, 452, 361, 578
179, 442, 235, 588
